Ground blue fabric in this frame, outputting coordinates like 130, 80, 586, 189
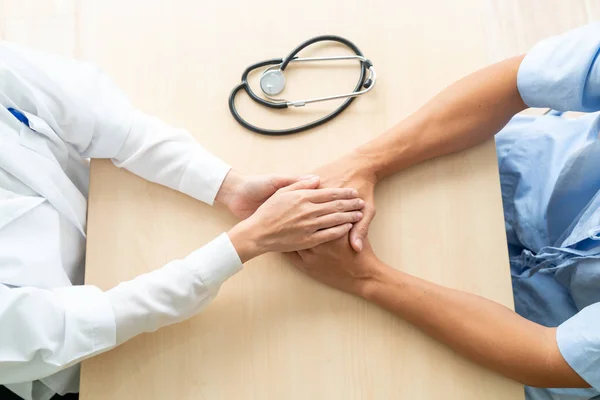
499, 22, 600, 400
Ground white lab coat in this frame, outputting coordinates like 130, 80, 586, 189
0, 43, 243, 400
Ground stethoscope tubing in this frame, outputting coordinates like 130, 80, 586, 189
228, 35, 371, 136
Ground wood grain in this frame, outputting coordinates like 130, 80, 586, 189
3, 1, 597, 398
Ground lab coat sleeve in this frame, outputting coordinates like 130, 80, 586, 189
517, 23, 600, 112
0, 233, 242, 384
556, 302, 600, 390
0, 42, 230, 205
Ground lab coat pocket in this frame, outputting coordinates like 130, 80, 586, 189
18, 111, 68, 165
18, 125, 55, 161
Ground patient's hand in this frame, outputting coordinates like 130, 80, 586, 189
311, 152, 377, 252
287, 236, 380, 296
228, 177, 365, 262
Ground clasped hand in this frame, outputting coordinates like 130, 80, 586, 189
217, 150, 379, 295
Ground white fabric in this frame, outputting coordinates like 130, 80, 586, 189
0, 42, 243, 399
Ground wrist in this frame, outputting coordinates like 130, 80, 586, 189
215, 169, 245, 207
356, 116, 425, 182
357, 259, 401, 300
227, 219, 265, 263
348, 148, 379, 184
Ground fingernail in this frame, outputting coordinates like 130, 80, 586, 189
356, 211, 363, 219
351, 189, 359, 197
348, 223, 354, 229
308, 176, 320, 183
355, 239, 363, 251
299, 174, 318, 180
358, 199, 365, 207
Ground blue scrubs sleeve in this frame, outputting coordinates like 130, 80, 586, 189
517, 23, 600, 112
556, 302, 600, 389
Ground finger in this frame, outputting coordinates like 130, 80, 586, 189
305, 188, 359, 203
277, 176, 320, 193
312, 198, 365, 216
309, 223, 353, 247
349, 204, 376, 252
313, 211, 363, 230
269, 174, 318, 190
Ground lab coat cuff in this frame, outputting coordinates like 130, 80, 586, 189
556, 303, 600, 390
186, 233, 243, 290
179, 148, 231, 205
51, 286, 117, 363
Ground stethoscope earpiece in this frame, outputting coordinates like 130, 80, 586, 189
229, 35, 376, 136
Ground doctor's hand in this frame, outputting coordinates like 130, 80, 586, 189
227, 176, 365, 263
286, 236, 380, 296
216, 170, 311, 219
312, 151, 377, 252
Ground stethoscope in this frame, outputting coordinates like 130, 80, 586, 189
229, 35, 377, 136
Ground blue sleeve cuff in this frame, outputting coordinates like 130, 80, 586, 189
556, 302, 600, 389
517, 23, 600, 112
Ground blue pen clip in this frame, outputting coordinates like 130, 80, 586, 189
7, 107, 30, 127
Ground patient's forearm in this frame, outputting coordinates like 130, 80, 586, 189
360, 261, 589, 388
358, 55, 527, 181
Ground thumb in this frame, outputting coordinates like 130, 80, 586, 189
349, 204, 375, 252
285, 251, 311, 275
277, 175, 320, 193
284, 251, 303, 265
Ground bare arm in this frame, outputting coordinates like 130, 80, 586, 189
359, 55, 527, 180
315, 56, 527, 250
320, 24, 600, 250
297, 25, 600, 387
289, 240, 589, 388
364, 259, 587, 388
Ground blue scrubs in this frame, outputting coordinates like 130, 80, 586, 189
498, 23, 600, 400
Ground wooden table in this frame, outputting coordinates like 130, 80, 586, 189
5, 0, 594, 399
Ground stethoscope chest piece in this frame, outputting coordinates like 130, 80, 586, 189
260, 69, 286, 96
229, 35, 377, 136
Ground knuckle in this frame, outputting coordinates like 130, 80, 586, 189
335, 201, 345, 211
298, 220, 309, 230
294, 193, 305, 204
304, 204, 318, 217
330, 191, 339, 201
324, 231, 336, 241
304, 219, 316, 230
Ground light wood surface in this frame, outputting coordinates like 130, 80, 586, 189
2, 1, 597, 399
